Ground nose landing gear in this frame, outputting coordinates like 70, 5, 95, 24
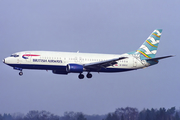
19, 71, 23, 76
13, 67, 23, 76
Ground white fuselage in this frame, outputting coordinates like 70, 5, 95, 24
3, 51, 145, 73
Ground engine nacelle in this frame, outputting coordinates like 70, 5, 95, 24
52, 70, 68, 75
66, 64, 83, 73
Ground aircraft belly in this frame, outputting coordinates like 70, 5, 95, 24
7, 63, 66, 70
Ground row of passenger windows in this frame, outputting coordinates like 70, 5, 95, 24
40, 57, 106, 61
40, 57, 61, 59
9, 55, 128, 63
40, 57, 128, 63
69, 58, 105, 61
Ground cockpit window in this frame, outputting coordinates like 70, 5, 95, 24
10, 54, 19, 57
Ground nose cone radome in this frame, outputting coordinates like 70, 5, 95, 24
2, 59, 5, 63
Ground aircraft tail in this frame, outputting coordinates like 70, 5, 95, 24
129, 29, 162, 60
127, 29, 174, 66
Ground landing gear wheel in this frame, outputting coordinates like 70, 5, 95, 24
19, 71, 23, 76
86, 73, 92, 78
78, 74, 84, 79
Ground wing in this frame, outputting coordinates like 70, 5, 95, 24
84, 57, 127, 71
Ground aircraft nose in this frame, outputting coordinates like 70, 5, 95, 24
2, 59, 5, 63
3, 59, 6, 63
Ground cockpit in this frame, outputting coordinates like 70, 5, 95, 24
10, 54, 19, 57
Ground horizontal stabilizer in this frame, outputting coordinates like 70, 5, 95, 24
146, 55, 174, 61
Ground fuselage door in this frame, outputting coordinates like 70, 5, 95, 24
133, 58, 137, 67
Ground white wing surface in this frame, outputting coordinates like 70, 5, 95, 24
84, 57, 127, 70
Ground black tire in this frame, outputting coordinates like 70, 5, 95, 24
78, 74, 84, 79
86, 73, 92, 78
19, 72, 23, 76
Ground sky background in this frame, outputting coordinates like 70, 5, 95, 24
0, 0, 180, 116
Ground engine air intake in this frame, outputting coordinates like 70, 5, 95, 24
66, 64, 83, 73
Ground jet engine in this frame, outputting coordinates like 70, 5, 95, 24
66, 64, 83, 73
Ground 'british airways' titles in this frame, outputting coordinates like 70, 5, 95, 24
33, 59, 62, 63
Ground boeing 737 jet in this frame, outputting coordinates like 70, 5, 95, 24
3, 29, 173, 79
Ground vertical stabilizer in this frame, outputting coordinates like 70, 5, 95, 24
136, 29, 162, 60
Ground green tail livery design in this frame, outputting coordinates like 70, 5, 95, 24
137, 29, 162, 60
128, 29, 167, 66
129, 29, 162, 59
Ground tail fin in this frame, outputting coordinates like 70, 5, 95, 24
135, 29, 162, 60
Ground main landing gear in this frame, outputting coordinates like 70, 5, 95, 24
86, 73, 92, 78
78, 73, 84, 79
78, 73, 92, 79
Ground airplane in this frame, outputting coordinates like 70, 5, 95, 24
3, 29, 173, 79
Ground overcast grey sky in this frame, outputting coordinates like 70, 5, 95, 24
0, 0, 179, 115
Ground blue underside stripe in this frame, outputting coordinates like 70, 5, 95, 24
7, 64, 135, 72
